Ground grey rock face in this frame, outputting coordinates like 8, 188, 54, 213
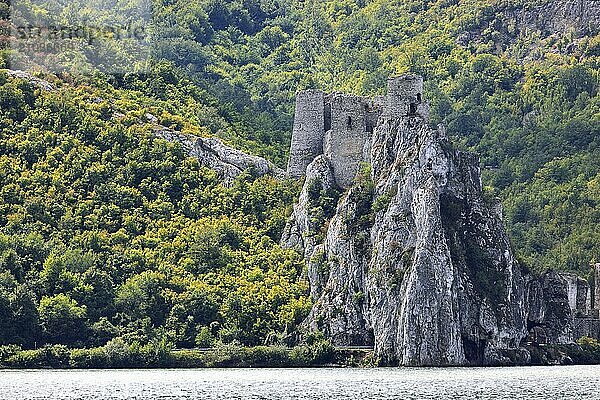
511, 0, 600, 37
281, 155, 339, 299
366, 118, 528, 365
456, 0, 600, 57
526, 272, 573, 345
284, 113, 548, 366
152, 121, 282, 183
5, 70, 55, 91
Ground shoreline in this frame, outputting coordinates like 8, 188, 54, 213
1, 342, 600, 369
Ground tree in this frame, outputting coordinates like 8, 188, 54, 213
38, 294, 88, 346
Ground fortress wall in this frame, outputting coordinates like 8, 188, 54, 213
287, 90, 325, 178
560, 273, 591, 316
325, 94, 370, 188
386, 74, 424, 119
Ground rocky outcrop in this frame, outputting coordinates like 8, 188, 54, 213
4, 70, 55, 91
508, 0, 600, 37
283, 114, 535, 365
282, 79, 578, 366
281, 155, 339, 299
526, 272, 573, 345
457, 0, 600, 56
151, 117, 283, 183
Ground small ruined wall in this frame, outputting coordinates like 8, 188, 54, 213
287, 90, 325, 178
561, 273, 591, 316
324, 94, 370, 188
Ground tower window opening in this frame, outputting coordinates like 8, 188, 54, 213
347, 116, 353, 129
417, 93, 422, 103
409, 103, 417, 115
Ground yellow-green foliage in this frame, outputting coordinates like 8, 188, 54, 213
0, 0, 599, 352
0, 72, 308, 349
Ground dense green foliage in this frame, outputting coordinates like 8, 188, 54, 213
0, 0, 599, 351
144, 0, 600, 274
0, 336, 337, 368
0, 71, 310, 349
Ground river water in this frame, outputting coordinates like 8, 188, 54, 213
0, 365, 598, 399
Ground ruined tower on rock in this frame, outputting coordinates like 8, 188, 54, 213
282, 74, 575, 366
287, 74, 428, 188
287, 90, 325, 178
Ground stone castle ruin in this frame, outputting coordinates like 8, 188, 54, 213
287, 74, 429, 188
283, 74, 600, 365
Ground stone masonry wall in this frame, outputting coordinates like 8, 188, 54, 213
287, 90, 325, 178
287, 74, 429, 187
386, 74, 424, 119
561, 273, 591, 316
324, 94, 370, 188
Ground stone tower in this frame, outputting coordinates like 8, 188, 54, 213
386, 74, 429, 119
287, 90, 325, 178
286, 74, 429, 187
324, 94, 371, 189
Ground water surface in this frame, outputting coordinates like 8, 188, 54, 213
1, 365, 598, 399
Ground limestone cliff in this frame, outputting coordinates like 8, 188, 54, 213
150, 115, 283, 183
457, 0, 600, 57
282, 75, 573, 366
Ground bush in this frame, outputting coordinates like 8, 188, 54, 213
245, 345, 289, 367
170, 350, 207, 368
69, 347, 109, 368
0, 345, 22, 363
576, 336, 600, 358
103, 338, 136, 368
289, 333, 335, 366
195, 326, 216, 348
141, 335, 173, 367
6, 345, 70, 368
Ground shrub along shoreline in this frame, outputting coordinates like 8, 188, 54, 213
0, 339, 372, 369
1, 338, 599, 369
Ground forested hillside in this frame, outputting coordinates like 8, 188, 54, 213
0, 0, 598, 350
0, 71, 310, 349
146, 0, 599, 275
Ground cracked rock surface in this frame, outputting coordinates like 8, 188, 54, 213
282, 114, 573, 366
